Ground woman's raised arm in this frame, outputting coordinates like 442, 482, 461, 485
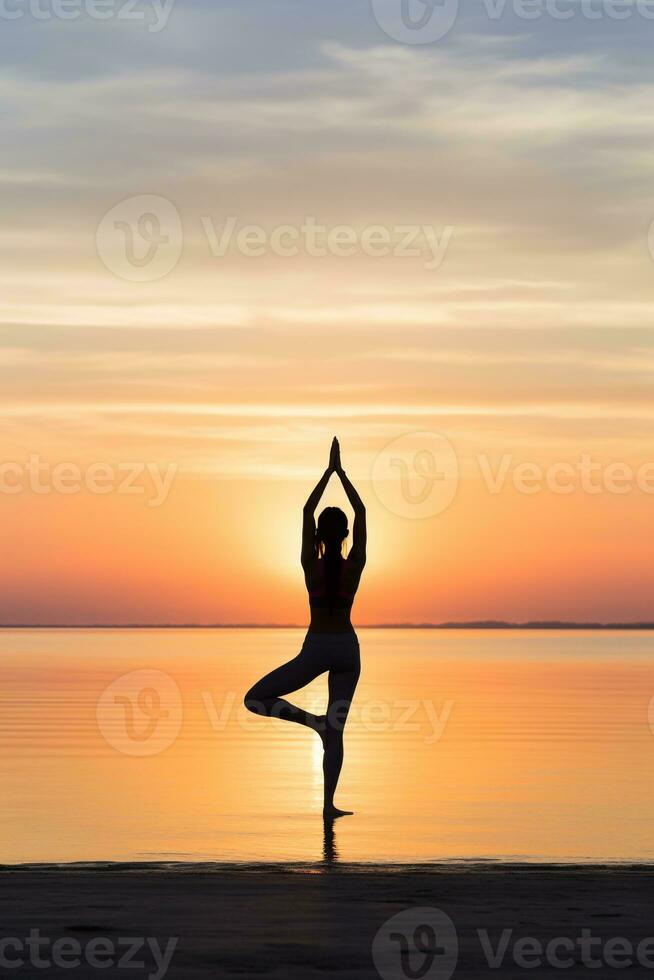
334, 444, 366, 567
301, 444, 335, 567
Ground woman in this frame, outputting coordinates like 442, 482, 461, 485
244, 437, 366, 819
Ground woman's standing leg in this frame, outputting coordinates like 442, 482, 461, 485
323, 663, 360, 817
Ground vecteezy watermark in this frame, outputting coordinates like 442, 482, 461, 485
477, 928, 654, 970
371, 0, 654, 44
0, 931, 178, 979
230, 693, 454, 744
373, 908, 654, 977
478, 453, 654, 497
96, 195, 183, 282
97, 677, 453, 753
373, 907, 459, 980
371, 432, 459, 520
201, 216, 453, 271
97, 670, 183, 756
0, 0, 175, 31
371, 0, 461, 44
96, 195, 454, 282
373, 432, 654, 520
485, 925, 654, 971
0, 456, 177, 507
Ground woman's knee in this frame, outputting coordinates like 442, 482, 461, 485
244, 686, 264, 713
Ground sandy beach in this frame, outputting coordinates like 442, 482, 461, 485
2, 864, 654, 978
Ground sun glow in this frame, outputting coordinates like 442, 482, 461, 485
3, 10, 654, 625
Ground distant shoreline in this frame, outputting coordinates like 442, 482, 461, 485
2, 621, 654, 630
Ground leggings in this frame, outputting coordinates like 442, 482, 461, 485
244, 631, 360, 807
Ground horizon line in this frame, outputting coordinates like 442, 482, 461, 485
1, 621, 654, 630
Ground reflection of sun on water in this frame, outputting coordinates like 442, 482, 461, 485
311, 736, 323, 806
5, 628, 654, 863
301, 684, 325, 806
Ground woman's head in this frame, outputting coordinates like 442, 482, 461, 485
316, 506, 349, 554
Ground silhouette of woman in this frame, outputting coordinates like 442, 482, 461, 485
245, 438, 366, 819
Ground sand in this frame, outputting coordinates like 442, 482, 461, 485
1, 864, 653, 978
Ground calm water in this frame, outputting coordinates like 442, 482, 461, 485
1, 628, 653, 865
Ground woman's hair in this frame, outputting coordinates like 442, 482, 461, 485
316, 507, 349, 612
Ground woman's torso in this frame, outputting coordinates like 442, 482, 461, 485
304, 556, 362, 634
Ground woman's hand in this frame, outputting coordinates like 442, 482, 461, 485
329, 436, 341, 473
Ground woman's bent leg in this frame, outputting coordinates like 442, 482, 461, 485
323, 665, 360, 818
244, 650, 325, 732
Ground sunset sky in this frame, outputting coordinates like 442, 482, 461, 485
2, 0, 654, 624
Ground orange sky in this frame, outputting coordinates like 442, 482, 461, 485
2, 458, 654, 624
3, 7, 654, 623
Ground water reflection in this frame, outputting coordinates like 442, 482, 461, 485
2, 627, 654, 864
322, 817, 339, 867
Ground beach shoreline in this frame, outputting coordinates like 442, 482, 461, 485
2, 864, 654, 978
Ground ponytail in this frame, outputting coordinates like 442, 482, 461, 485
315, 506, 349, 614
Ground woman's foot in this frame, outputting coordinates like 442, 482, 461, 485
323, 805, 353, 819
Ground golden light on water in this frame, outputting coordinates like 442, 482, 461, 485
3, 627, 654, 865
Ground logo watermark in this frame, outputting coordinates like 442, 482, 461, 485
97, 670, 183, 756
0, 455, 177, 507
371, 0, 461, 44
373, 907, 459, 980
238, 694, 454, 745
202, 216, 453, 270
96, 195, 183, 282
373, 431, 654, 520
0, 0, 175, 31
480, 926, 654, 970
97, 675, 453, 754
96, 195, 454, 282
371, 0, 654, 44
373, 907, 654, 976
0, 931, 177, 979
478, 453, 654, 497
372, 432, 460, 520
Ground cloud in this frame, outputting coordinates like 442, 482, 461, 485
2, 5, 654, 478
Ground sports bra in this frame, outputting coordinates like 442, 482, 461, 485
308, 561, 355, 610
